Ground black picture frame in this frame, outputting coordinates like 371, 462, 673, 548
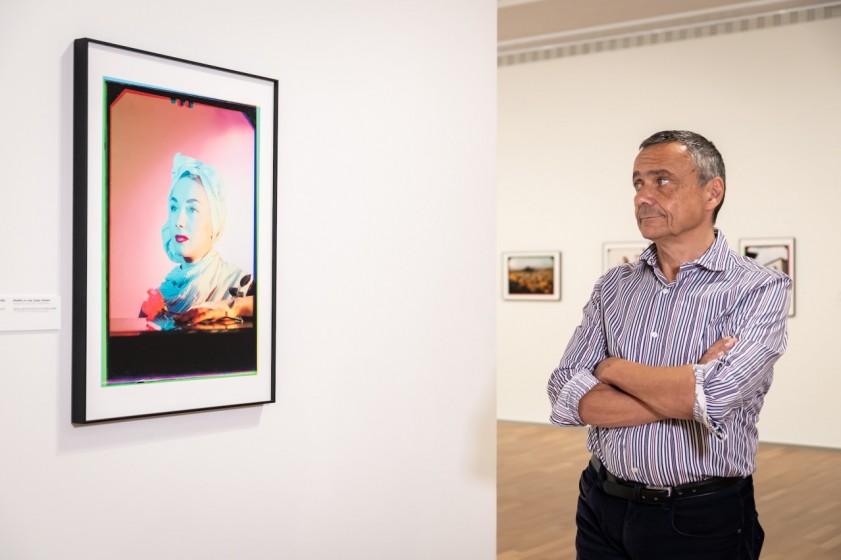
72, 38, 278, 423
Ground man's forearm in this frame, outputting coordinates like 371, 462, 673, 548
577, 337, 733, 427
595, 358, 695, 419
579, 384, 668, 427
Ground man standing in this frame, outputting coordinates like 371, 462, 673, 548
548, 131, 791, 559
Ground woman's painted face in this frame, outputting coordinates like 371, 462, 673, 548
168, 176, 214, 263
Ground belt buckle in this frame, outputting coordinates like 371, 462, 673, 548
645, 484, 672, 498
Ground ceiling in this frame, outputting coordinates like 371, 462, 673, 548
498, 0, 832, 57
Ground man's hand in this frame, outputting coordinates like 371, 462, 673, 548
699, 336, 737, 364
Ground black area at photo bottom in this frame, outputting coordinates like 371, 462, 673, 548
106, 328, 257, 382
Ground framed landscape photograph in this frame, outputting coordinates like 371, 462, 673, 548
603, 241, 650, 273
739, 237, 796, 317
72, 38, 278, 423
502, 252, 561, 301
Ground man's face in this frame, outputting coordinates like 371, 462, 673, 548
632, 142, 715, 244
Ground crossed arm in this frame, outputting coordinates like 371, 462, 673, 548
578, 337, 736, 428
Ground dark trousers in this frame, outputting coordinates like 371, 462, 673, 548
576, 461, 764, 559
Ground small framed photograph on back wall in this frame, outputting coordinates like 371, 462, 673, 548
739, 237, 796, 317
603, 241, 650, 273
502, 252, 561, 301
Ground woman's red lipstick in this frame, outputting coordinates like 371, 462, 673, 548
175, 235, 188, 243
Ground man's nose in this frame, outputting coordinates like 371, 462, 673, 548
634, 181, 655, 205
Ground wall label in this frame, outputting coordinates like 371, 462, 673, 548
0, 295, 61, 332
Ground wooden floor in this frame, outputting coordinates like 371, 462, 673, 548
498, 421, 841, 559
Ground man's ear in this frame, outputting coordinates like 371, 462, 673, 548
705, 177, 725, 211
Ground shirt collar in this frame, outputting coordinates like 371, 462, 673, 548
639, 229, 729, 272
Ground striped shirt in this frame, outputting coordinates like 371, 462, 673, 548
548, 230, 791, 486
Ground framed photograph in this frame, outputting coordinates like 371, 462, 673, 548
502, 252, 561, 301
72, 38, 277, 423
603, 241, 650, 273
739, 237, 796, 317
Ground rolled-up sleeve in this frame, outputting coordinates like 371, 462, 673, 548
548, 280, 608, 426
692, 273, 791, 439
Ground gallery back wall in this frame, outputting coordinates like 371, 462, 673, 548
497, 15, 841, 449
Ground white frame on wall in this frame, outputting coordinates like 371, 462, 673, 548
502, 251, 561, 301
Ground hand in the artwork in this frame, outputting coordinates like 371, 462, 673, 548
176, 300, 233, 325
176, 296, 253, 325
140, 288, 167, 319
698, 336, 737, 365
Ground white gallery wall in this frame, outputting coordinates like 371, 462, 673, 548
498, 16, 841, 449
0, 1, 496, 558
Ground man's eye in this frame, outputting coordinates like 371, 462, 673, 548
633, 182, 642, 191
658, 178, 670, 186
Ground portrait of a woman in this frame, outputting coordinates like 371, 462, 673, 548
142, 153, 254, 326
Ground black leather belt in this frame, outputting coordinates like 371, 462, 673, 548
590, 454, 743, 505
